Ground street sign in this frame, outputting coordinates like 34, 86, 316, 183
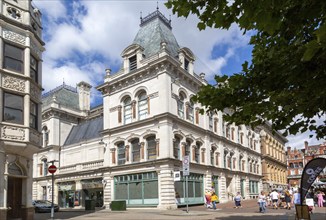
174, 171, 181, 181
183, 155, 190, 176
48, 165, 57, 174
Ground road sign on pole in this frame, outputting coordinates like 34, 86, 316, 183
183, 155, 190, 176
48, 165, 57, 174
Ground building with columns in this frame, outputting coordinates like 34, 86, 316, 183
33, 9, 263, 210
258, 124, 288, 192
0, 0, 45, 219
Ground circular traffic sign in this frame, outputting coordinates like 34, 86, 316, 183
48, 165, 57, 174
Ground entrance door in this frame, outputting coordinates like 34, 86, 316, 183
7, 177, 22, 219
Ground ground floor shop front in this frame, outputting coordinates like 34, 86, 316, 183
33, 164, 261, 209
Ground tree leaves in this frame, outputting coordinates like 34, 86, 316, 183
166, 0, 326, 139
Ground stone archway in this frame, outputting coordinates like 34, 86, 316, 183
7, 161, 26, 219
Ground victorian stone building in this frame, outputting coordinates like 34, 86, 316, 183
259, 124, 288, 192
0, 0, 44, 219
33, 10, 263, 210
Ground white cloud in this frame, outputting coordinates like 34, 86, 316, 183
33, 0, 67, 21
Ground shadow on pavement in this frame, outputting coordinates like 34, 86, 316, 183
213, 212, 326, 220
34, 210, 95, 220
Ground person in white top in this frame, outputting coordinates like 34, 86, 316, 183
270, 189, 280, 209
258, 191, 267, 213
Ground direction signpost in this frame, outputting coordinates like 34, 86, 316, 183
48, 162, 57, 219
183, 156, 190, 213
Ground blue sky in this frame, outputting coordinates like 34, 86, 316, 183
33, 0, 323, 149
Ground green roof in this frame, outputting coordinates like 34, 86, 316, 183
42, 84, 79, 110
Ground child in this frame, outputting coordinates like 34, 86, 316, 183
234, 192, 242, 208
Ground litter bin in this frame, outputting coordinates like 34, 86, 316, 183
85, 199, 95, 210
110, 200, 126, 211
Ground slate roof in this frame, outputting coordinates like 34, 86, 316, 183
42, 83, 79, 110
64, 116, 103, 146
133, 10, 180, 58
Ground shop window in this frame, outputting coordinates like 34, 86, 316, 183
4, 43, 24, 73
3, 92, 23, 124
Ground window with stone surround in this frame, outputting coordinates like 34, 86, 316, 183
117, 142, 126, 165
4, 43, 24, 73
173, 137, 181, 159
3, 92, 24, 124
129, 55, 137, 71
147, 136, 156, 160
30, 54, 38, 82
131, 139, 140, 162
138, 91, 148, 120
177, 92, 186, 119
30, 100, 38, 129
123, 96, 132, 124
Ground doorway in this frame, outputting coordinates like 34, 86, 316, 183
7, 176, 22, 219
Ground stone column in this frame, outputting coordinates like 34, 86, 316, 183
140, 142, 145, 161
157, 165, 177, 210
125, 145, 130, 163
103, 174, 113, 209
110, 148, 116, 165
155, 139, 160, 158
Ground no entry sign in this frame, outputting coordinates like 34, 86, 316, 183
48, 165, 57, 174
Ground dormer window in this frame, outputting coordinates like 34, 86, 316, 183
129, 55, 137, 71
184, 58, 189, 71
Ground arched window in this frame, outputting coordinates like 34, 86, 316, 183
138, 91, 148, 120
117, 142, 125, 165
42, 126, 49, 148
185, 139, 191, 156
187, 101, 194, 122
177, 92, 186, 119
195, 142, 200, 163
211, 148, 215, 166
208, 112, 213, 131
131, 139, 140, 162
173, 137, 180, 159
42, 158, 48, 176
123, 97, 132, 124
147, 136, 156, 160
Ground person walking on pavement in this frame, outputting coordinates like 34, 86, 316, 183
284, 189, 292, 210
291, 189, 301, 208
211, 192, 219, 210
258, 191, 267, 213
234, 192, 242, 208
317, 191, 325, 207
270, 189, 280, 209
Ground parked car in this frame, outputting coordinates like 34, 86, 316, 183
32, 200, 60, 213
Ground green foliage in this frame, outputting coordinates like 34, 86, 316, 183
166, 0, 326, 139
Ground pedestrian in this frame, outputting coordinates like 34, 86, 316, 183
234, 192, 242, 208
284, 189, 292, 210
317, 191, 325, 207
258, 191, 267, 213
211, 192, 219, 210
266, 193, 272, 206
270, 189, 279, 209
291, 189, 301, 207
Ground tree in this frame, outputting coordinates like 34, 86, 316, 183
166, 0, 326, 139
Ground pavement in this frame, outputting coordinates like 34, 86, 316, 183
34, 199, 326, 220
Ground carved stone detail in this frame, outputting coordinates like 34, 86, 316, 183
2, 75, 25, 92
3, 28, 26, 45
2, 126, 25, 141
